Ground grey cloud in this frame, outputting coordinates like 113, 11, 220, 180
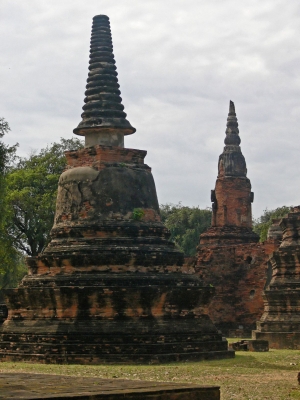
1, 0, 300, 217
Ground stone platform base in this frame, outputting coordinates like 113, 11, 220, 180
1, 272, 234, 363
0, 373, 220, 399
252, 331, 300, 349
0, 330, 234, 364
0, 350, 234, 365
0, 322, 235, 364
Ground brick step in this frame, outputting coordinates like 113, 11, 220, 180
0, 340, 228, 355
1, 333, 223, 344
0, 349, 234, 364
256, 321, 300, 331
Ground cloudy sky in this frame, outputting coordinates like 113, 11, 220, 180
1, 0, 300, 218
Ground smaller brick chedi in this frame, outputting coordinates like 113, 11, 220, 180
0, 15, 233, 363
253, 207, 300, 348
196, 102, 275, 335
202, 100, 258, 245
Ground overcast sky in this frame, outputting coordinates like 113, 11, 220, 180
1, 0, 300, 218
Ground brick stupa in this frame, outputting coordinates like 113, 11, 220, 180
196, 102, 275, 335
0, 15, 233, 363
201, 101, 258, 245
253, 207, 300, 348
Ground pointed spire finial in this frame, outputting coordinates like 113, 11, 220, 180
74, 15, 136, 147
218, 100, 247, 177
229, 100, 235, 115
224, 100, 240, 146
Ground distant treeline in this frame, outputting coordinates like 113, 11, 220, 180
0, 117, 292, 291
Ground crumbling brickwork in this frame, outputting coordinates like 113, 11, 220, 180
212, 177, 253, 229
196, 241, 278, 334
196, 102, 280, 335
0, 15, 233, 363
253, 207, 300, 349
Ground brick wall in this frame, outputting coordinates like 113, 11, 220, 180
195, 239, 279, 334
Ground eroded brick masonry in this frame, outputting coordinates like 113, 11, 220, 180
0, 15, 233, 363
195, 102, 280, 335
253, 207, 300, 349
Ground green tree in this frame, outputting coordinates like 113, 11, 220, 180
0, 118, 25, 292
0, 239, 26, 294
0, 118, 18, 175
0, 118, 18, 227
160, 203, 212, 256
253, 206, 292, 242
6, 137, 84, 256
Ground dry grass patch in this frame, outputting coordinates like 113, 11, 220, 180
1, 349, 300, 399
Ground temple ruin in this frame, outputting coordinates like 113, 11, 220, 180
253, 206, 300, 348
195, 102, 279, 335
0, 15, 233, 363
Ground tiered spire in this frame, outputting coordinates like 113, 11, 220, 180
74, 15, 135, 146
224, 101, 241, 146
218, 100, 247, 177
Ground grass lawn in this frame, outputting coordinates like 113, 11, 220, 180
1, 346, 300, 399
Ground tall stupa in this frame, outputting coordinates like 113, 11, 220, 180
0, 15, 233, 363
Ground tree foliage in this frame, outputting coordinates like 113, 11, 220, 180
0, 236, 26, 295
0, 118, 18, 175
160, 203, 212, 256
0, 118, 26, 292
0, 118, 18, 228
253, 206, 292, 242
6, 137, 84, 256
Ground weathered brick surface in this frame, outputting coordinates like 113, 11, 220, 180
213, 177, 253, 229
248, 340, 269, 352
65, 146, 147, 170
229, 339, 269, 352
202, 102, 258, 246
0, 17, 234, 362
253, 207, 300, 349
0, 373, 221, 399
0, 143, 234, 362
196, 102, 280, 335
196, 241, 277, 334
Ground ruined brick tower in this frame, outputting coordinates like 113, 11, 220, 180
196, 102, 272, 335
253, 207, 300, 348
202, 101, 259, 245
0, 15, 233, 363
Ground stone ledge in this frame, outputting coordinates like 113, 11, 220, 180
0, 372, 220, 399
252, 331, 300, 349
229, 339, 269, 352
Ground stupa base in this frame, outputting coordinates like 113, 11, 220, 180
0, 349, 234, 365
0, 321, 234, 364
0, 271, 234, 363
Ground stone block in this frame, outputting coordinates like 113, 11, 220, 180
248, 340, 269, 352
0, 373, 221, 399
229, 339, 269, 352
